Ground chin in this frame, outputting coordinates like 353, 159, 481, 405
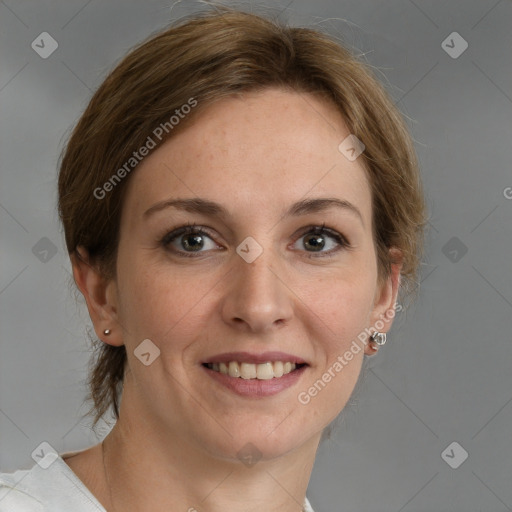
197, 415, 321, 464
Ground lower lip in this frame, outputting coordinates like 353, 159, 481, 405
202, 364, 308, 397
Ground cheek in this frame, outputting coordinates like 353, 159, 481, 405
298, 280, 373, 421
304, 267, 376, 343
115, 252, 220, 352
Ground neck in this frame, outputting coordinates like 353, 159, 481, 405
102, 382, 320, 512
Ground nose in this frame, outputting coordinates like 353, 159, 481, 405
220, 247, 294, 334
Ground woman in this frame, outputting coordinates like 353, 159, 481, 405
0, 6, 426, 511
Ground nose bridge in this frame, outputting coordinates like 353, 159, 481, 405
222, 242, 293, 332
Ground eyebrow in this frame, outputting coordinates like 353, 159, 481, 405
143, 197, 364, 225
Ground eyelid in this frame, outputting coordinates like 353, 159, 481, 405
291, 223, 351, 257
160, 222, 214, 245
160, 222, 351, 257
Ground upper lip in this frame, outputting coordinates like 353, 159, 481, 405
202, 351, 308, 365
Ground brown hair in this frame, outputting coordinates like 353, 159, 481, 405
58, 6, 427, 426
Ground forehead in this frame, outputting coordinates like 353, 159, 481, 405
123, 88, 372, 227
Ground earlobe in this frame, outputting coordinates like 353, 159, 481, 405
71, 247, 124, 347
364, 248, 403, 356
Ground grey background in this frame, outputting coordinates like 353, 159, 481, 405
1, 0, 511, 511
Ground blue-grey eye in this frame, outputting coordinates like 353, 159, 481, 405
162, 226, 218, 254
293, 226, 347, 254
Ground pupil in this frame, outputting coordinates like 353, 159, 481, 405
183, 234, 203, 251
305, 234, 324, 251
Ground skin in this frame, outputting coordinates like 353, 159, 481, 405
68, 87, 402, 512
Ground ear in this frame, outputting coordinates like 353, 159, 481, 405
364, 247, 403, 356
70, 247, 124, 347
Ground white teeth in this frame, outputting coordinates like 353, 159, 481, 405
207, 361, 299, 379
256, 362, 274, 380
240, 363, 257, 379
273, 361, 284, 378
228, 361, 240, 378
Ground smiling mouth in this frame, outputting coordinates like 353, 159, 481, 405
203, 361, 307, 380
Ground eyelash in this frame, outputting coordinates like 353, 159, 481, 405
159, 222, 351, 259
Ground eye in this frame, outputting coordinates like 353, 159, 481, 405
292, 224, 350, 257
160, 222, 350, 259
160, 224, 221, 257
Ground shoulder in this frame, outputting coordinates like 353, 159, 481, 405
0, 453, 105, 512
304, 496, 316, 512
0, 469, 44, 511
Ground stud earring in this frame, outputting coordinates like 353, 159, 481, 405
103, 329, 111, 335
369, 331, 386, 352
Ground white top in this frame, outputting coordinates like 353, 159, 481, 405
0, 452, 316, 511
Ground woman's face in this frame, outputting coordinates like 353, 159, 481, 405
107, 88, 398, 460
